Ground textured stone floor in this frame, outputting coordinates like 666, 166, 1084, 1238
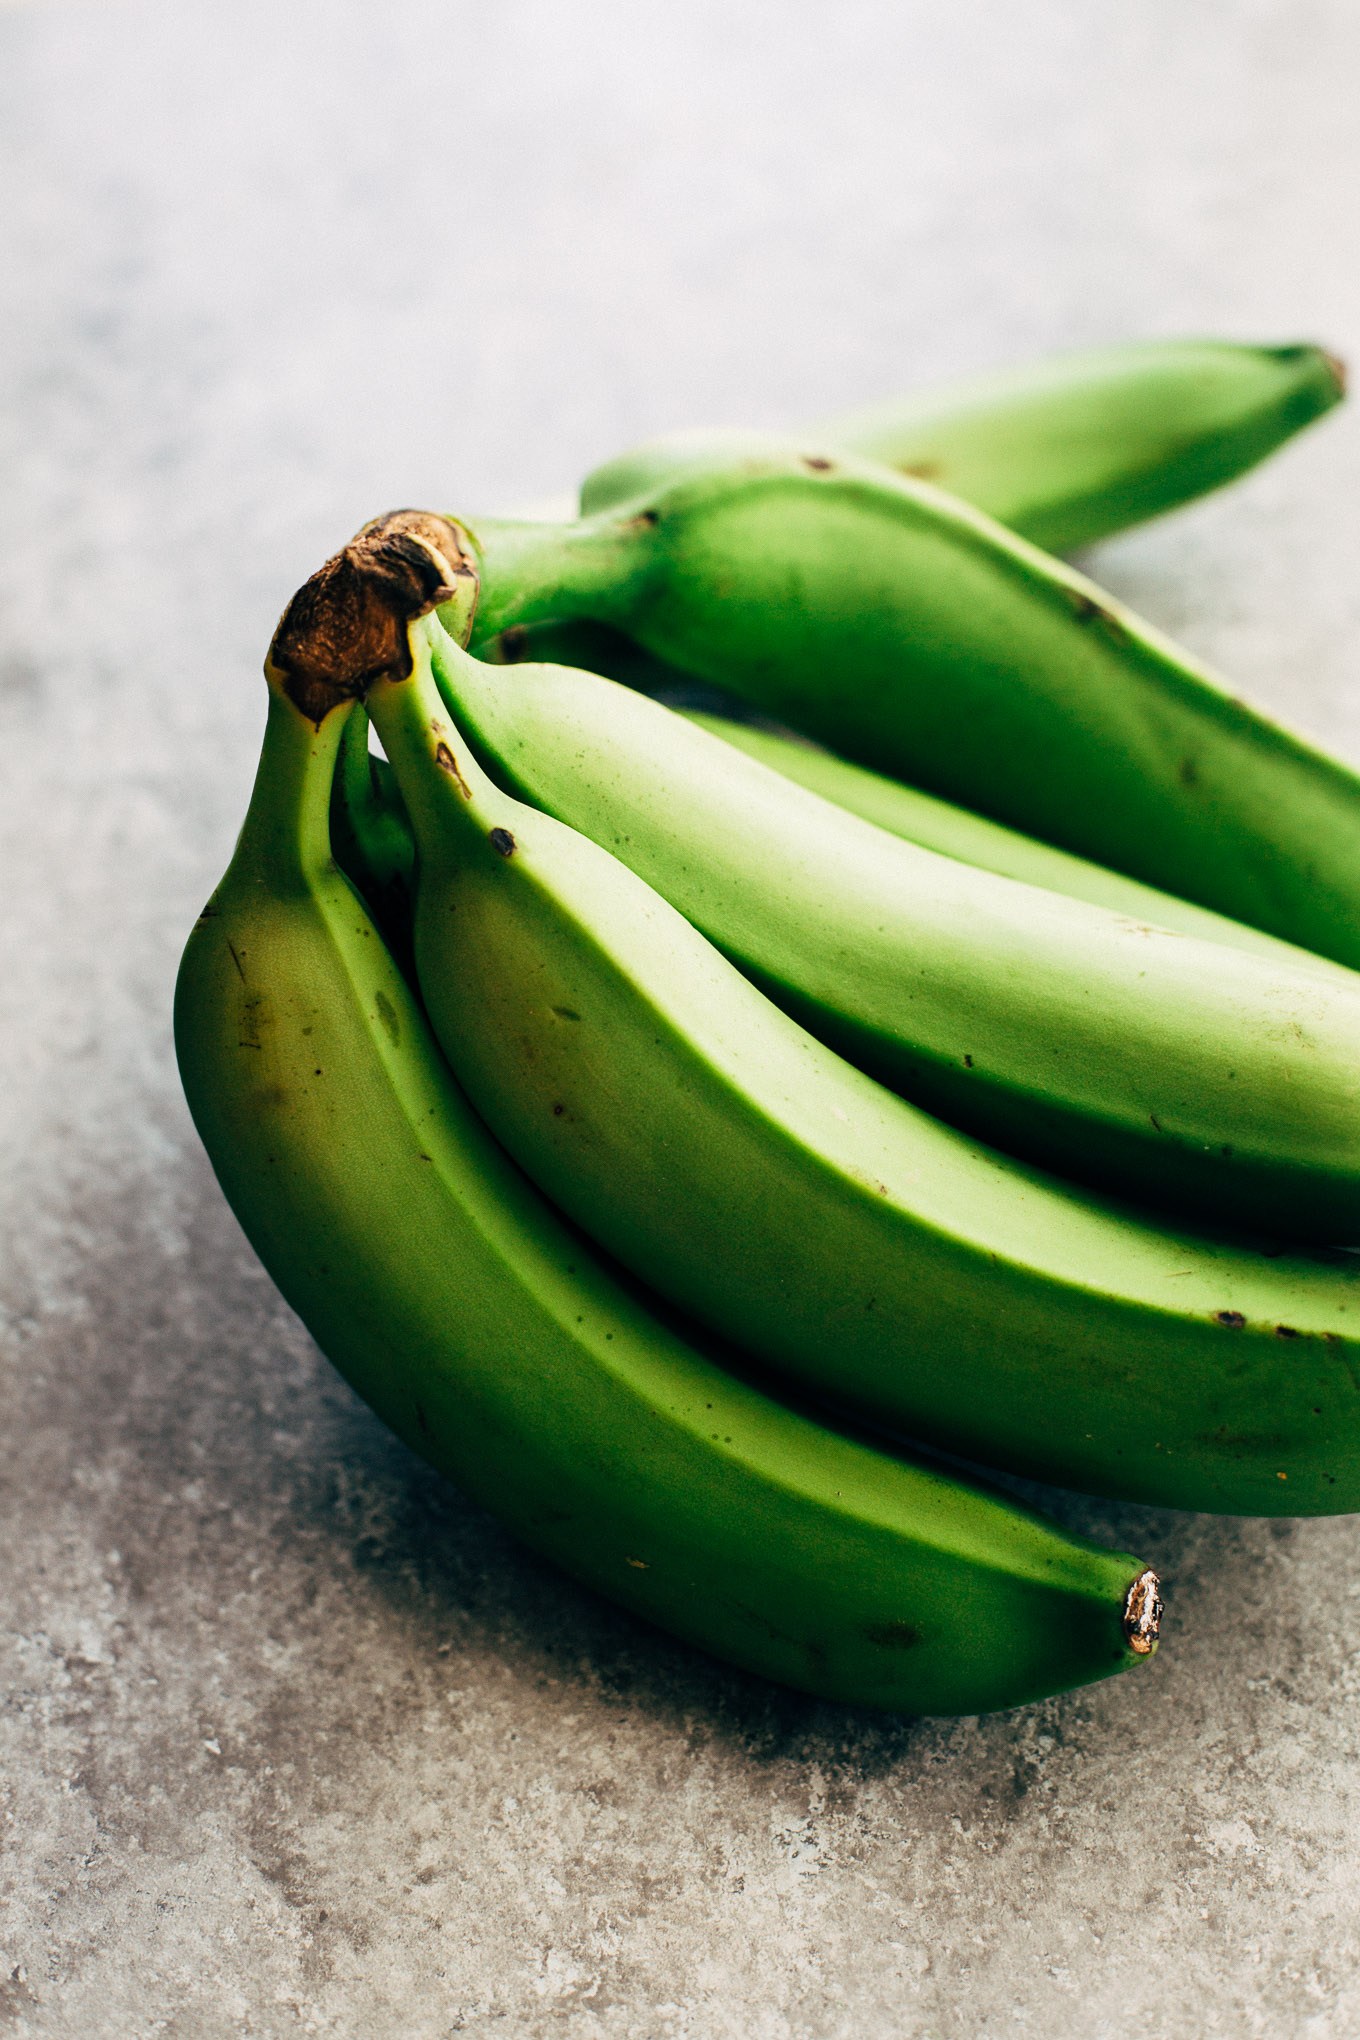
3, 2, 1360, 2034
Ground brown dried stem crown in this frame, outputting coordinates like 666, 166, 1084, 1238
267, 510, 478, 725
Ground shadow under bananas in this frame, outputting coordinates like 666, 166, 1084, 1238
12, 1124, 1324, 1789
10, 1112, 1353, 2036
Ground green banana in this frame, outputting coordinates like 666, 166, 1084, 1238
421, 620, 1360, 1241
357, 604, 1357, 981
329, 696, 415, 975
500, 339, 1344, 744
459, 450, 1360, 970
360, 563, 1360, 1518
173, 520, 1163, 1714
333, 681, 1356, 973
579, 339, 1344, 552
681, 709, 1360, 955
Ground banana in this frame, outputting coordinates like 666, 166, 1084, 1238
422, 618, 1360, 1241
578, 339, 1344, 552
329, 694, 415, 975
173, 523, 1163, 1714
498, 339, 1344, 737
680, 710, 1360, 955
459, 450, 1360, 970
354, 556, 1360, 1517
331, 680, 1355, 973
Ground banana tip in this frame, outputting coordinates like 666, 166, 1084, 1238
1123, 1568, 1163, 1656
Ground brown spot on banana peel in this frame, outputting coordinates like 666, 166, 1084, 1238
434, 742, 471, 798
1123, 1570, 1162, 1656
862, 1619, 921, 1650
1065, 587, 1129, 642
267, 509, 479, 725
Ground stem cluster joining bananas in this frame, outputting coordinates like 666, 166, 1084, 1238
177, 338, 1353, 1710
173, 526, 1158, 1716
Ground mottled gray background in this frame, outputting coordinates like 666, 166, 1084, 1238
3, 2, 1360, 2034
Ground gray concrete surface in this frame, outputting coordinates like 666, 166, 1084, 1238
3, 2, 1360, 2033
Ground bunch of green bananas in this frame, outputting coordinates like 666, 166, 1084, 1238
178, 337, 1352, 1716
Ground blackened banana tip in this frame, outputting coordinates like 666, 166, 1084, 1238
1123, 1568, 1163, 1656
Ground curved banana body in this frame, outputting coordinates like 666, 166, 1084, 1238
331, 681, 1352, 975
680, 711, 1358, 963
579, 340, 1343, 552
367, 611, 1360, 1518
425, 623, 1360, 1241
463, 454, 1360, 969
173, 674, 1161, 1717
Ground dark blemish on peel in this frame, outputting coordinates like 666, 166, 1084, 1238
552, 1007, 581, 1021
1214, 1310, 1247, 1328
552, 1104, 565, 1117
1275, 1324, 1301, 1339
1180, 757, 1199, 787
963, 1054, 974, 1068
630, 509, 659, 530
375, 990, 400, 1045
1065, 589, 1127, 638
1150, 1114, 1163, 1132
802, 455, 835, 472
862, 1620, 921, 1651
434, 742, 471, 797
228, 942, 246, 982
489, 827, 516, 857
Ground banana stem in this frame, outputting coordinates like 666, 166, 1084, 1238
365, 620, 517, 863
460, 512, 650, 644
229, 680, 350, 895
